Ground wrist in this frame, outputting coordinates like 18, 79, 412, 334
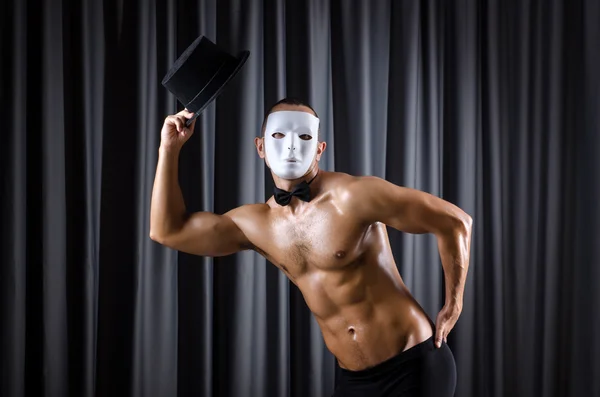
445, 296, 463, 311
159, 143, 182, 156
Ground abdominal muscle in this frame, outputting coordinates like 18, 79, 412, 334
296, 256, 435, 371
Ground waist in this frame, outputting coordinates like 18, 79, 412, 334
339, 336, 437, 379
316, 295, 434, 370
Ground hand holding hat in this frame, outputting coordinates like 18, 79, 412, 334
161, 36, 250, 127
160, 109, 197, 152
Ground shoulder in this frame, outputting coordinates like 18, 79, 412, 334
326, 173, 414, 222
325, 172, 391, 202
320, 171, 361, 191
225, 203, 271, 223
222, 204, 272, 248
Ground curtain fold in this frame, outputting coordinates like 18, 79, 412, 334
1, 1, 599, 397
1, 1, 28, 396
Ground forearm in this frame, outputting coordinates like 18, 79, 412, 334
436, 218, 472, 309
150, 146, 187, 238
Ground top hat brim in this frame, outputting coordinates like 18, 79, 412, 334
183, 50, 250, 127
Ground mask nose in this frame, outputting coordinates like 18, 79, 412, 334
285, 133, 298, 158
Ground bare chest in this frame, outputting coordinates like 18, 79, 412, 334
252, 208, 369, 280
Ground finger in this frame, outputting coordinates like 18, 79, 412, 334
177, 108, 196, 120
435, 327, 444, 348
176, 115, 189, 125
172, 116, 185, 133
185, 114, 197, 128
168, 115, 185, 132
179, 116, 195, 134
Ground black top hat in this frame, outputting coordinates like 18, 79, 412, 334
162, 36, 250, 126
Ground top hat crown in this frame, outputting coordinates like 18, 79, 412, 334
162, 36, 250, 125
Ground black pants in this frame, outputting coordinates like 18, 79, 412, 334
332, 336, 456, 397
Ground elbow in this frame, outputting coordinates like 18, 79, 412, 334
441, 212, 472, 238
453, 213, 473, 242
462, 213, 473, 231
149, 212, 188, 244
149, 217, 181, 245
149, 228, 173, 246
149, 229, 165, 244
149, 229, 160, 242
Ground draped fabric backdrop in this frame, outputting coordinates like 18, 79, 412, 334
1, 1, 599, 396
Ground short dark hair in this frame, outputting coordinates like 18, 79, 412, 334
264, 97, 318, 118
261, 97, 319, 135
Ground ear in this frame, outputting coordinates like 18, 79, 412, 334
255, 137, 265, 159
315, 141, 327, 161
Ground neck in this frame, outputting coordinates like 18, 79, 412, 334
273, 165, 320, 192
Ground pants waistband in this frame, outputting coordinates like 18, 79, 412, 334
339, 336, 436, 379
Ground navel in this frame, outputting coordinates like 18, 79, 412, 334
347, 326, 357, 340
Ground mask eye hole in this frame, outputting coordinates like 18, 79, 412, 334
272, 132, 285, 139
299, 134, 312, 140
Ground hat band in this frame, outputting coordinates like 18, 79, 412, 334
184, 60, 227, 108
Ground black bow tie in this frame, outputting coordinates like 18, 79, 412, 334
273, 173, 319, 206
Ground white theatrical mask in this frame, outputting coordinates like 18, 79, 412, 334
264, 110, 320, 179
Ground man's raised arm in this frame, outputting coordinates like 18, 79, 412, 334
349, 176, 473, 347
149, 110, 249, 257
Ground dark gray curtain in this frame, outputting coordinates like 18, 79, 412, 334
1, 1, 599, 397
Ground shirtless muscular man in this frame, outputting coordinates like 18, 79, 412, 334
150, 98, 472, 396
